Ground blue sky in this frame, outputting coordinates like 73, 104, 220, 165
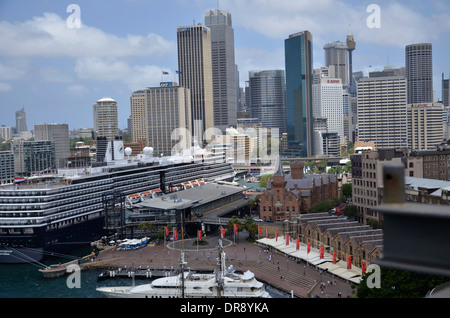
1, 0, 450, 131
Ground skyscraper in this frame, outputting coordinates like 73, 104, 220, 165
442, 73, 449, 107
312, 78, 345, 144
93, 97, 119, 140
357, 76, 408, 149
177, 25, 214, 143
408, 102, 444, 150
15, 108, 28, 135
248, 70, 286, 135
130, 83, 192, 156
205, 9, 237, 131
34, 123, 70, 169
284, 31, 314, 157
324, 41, 348, 86
406, 43, 433, 104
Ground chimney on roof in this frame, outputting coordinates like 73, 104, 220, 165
290, 162, 304, 179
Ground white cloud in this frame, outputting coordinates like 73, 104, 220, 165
0, 82, 13, 92
74, 57, 171, 91
235, 47, 285, 85
223, 0, 450, 48
0, 60, 29, 81
40, 67, 72, 83
66, 84, 89, 96
0, 12, 175, 58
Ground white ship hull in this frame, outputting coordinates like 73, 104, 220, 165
97, 271, 271, 298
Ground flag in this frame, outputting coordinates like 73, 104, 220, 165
258, 226, 262, 236
285, 234, 289, 246
347, 255, 352, 269
221, 227, 226, 239
362, 261, 366, 274
307, 242, 311, 254
296, 238, 300, 250
320, 246, 324, 259
162, 71, 169, 75
165, 226, 169, 237
234, 223, 238, 234
174, 230, 178, 241
276, 231, 279, 241
198, 230, 202, 241
333, 251, 337, 264
265, 228, 269, 239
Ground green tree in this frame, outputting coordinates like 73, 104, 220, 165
226, 216, 242, 234
342, 183, 352, 198
357, 267, 448, 298
258, 174, 273, 188
343, 205, 357, 219
244, 218, 258, 241
308, 200, 335, 213
367, 219, 382, 229
247, 199, 256, 211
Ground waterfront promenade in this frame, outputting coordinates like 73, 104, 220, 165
88, 233, 355, 298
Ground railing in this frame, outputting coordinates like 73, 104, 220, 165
373, 162, 450, 278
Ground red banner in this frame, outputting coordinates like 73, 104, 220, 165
258, 225, 262, 236
362, 261, 366, 274
198, 230, 202, 241
307, 242, 311, 254
320, 246, 324, 259
234, 223, 238, 234
347, 255, 352, 269
333, 251, 337, 264
165, 226, 169, 237
221, 227, 226, 239
285, 234, 289, 246
174, 230, 178, 241
296, 238, 300, 250
276, 231, 279, 241
266, 228, 269, 239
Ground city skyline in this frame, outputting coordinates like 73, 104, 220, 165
1, 0, 450, 131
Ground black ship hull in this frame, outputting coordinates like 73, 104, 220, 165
0, 216, 106, 264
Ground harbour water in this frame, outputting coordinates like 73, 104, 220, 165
0, 249, 288, 298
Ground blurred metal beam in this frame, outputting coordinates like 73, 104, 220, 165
373, 162, 450, 278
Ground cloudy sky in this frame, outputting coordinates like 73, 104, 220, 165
1, 0, 450, 131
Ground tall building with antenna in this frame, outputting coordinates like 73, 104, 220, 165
346, 34, 356, 93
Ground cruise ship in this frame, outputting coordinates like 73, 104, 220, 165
0, 140, 235, 264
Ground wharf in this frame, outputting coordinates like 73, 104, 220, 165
89, 234, 355, 298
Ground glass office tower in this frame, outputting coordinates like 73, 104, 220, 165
284, 31, 314, 157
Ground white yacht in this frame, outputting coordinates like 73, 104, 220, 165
96, 240, 270, 298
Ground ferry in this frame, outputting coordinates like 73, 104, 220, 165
0, 140, 235, 264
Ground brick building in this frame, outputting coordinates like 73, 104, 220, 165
285, 212, 383, 268
259, 158, 338, 221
